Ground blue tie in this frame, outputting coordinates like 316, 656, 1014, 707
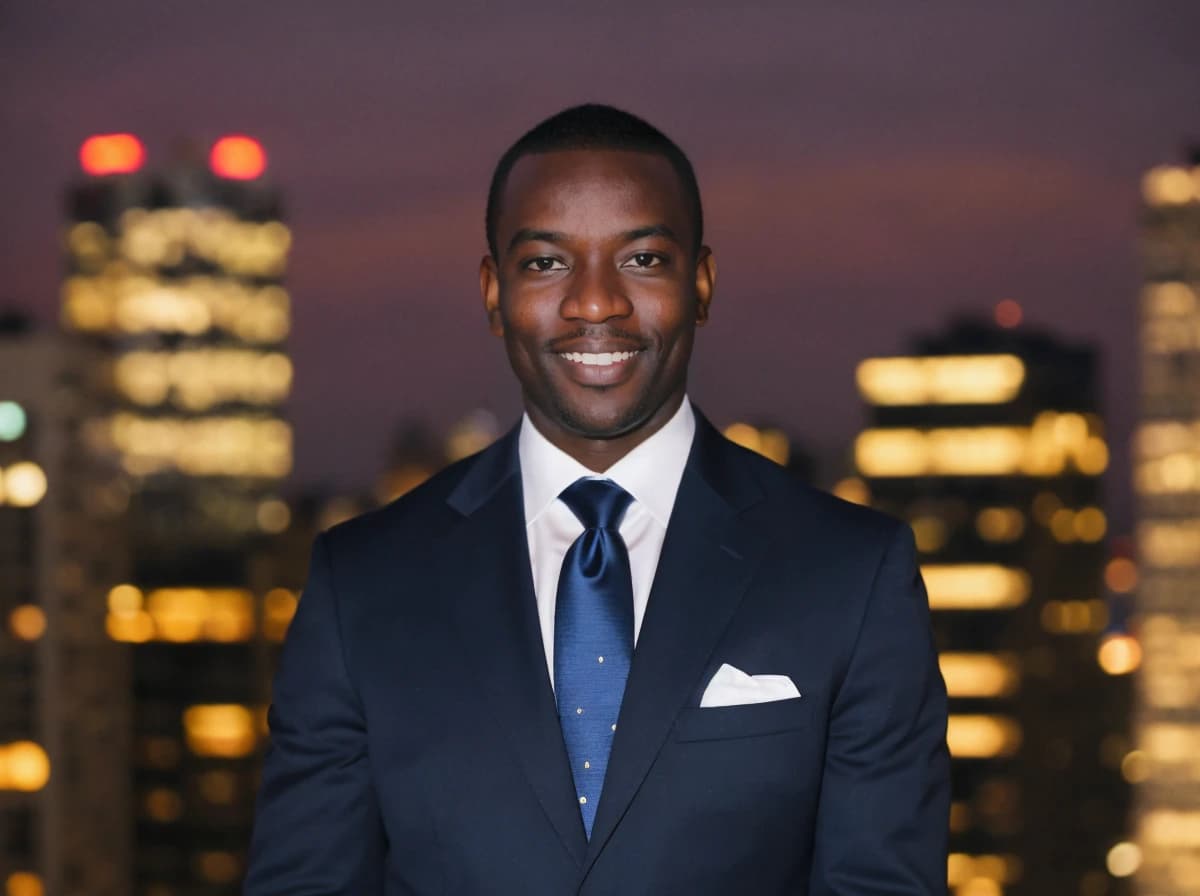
554, 477, 635, 838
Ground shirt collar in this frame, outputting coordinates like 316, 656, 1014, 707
518, 397, 696, 528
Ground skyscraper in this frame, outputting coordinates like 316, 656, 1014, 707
0, 313, 131, 896
1133, 149, 1200, 895
60, 133, 294, 893
852, 314, 1130, 896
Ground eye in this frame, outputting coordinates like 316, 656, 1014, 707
522, 256, 568, 272
623, 252, 664, 269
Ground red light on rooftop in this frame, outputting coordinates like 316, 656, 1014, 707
210, 136, 266, 180
80, 134, 145, 176
994, 299, 1023, 328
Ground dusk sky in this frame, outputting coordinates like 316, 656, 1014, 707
3, 2, 1198, 526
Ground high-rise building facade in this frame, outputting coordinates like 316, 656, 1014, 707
60, 134, 295, 894
0, 314, 130, 896
852, 316, 1131, 896
1134, 150, 1200, 895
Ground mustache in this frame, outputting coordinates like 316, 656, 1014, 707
545, 327, 650, 352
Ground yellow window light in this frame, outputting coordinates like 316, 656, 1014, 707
946, 715, 1022, 759
1097, 634, 1141, 675
938, 653, 1020, 698
921, 564, 1030, 610
3, 462, 48, 507
0, 741, 51, 792
1143, 165, 1197, 206
183, 704, 257, 758
856, 355, 1025, 406
8, 605, 46, 641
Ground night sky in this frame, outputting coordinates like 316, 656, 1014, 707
3, 2, 1198, 527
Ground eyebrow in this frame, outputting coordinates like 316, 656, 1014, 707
505, 224, 681, 255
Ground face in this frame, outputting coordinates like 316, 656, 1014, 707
480, 149, 715, 452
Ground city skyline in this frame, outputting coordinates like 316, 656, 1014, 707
3, 3, 1199, 524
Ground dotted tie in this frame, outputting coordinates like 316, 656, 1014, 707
553, 477, 635, 838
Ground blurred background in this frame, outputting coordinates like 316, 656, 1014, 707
1, 2, 1199, 894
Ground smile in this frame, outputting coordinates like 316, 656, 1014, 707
558, 351, 642, 367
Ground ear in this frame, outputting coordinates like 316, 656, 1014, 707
693, 246, 716, 326
479, 254, 504, 337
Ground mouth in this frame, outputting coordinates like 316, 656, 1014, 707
557, 350, 643, 367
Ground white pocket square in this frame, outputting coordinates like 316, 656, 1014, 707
699, 663, 801, 708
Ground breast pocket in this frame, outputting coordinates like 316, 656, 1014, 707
673, 696, 811, 743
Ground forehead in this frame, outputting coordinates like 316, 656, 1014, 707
497, 149, 691, 242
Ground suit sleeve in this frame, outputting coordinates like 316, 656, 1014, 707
245, 533, 386, 895
808, 522, 950, 895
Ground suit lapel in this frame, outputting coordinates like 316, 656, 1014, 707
584, 415, 769, 869
437, 429, 588, 866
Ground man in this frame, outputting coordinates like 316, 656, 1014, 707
246, 104, 949, 894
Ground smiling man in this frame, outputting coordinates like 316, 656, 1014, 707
246, 104, 949, 895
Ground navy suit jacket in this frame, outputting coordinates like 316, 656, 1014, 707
246, 412, 949, 895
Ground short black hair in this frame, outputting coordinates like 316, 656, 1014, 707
485, 103, 703, 259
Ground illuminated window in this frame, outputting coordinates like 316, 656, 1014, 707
0, 741, 51, 791
183, 705, 256, 758
856, 355, 1025, 406
975, 507, 1025, 543
922, 565, 1030, 610
2, 462, 48, 507
946, 715, 1022, 759
722, 423, 789, 465
8, 605, 46, 641
939, 653, 1020, 698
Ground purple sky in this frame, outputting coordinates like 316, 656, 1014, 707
3, 2, 1198, 526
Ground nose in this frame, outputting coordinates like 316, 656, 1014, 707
560, 259, 633, 323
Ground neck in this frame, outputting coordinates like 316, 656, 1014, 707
524, 391, 686, 473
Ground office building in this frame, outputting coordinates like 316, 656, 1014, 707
0, 313, 130, 896
852, 314, 1130, 896
61, 134, 294, 894
1133, 149, 1200, 895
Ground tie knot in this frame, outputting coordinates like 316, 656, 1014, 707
559, 477, 633, 531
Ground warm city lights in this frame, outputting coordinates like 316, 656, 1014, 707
1, 462, 48, 507
920, 564, 1030, 610
0, 400, 26, 441
855, 413, 1107, 477
182, 705, 257, 758
0, 741, 51, 792
946, 715, 1022, 759
79, 133, 145, 175
8, 605, 47, 641
210, 135, 267, 180
938, 653, 1020, 698
1097, 634, 1142, 675
855, 354, 1025, 406
722, 422, 790, 465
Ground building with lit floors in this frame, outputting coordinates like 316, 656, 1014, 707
1133, 150, 1200, 894
0, 312, 131, 896
61, 134, 295, 894
850, 313, 1131, 896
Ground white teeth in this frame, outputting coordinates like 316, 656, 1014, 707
560, 351, 639, 367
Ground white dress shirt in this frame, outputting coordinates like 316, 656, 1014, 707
518, 397, 696, 688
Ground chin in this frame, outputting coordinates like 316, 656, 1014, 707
551, 394, 656, 441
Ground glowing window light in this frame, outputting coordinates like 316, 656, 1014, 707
1121, 750, 1150, 783
257, 498, 291, 534
1143, 165, 1196, 206
855, 355, 1025, 406
210, 136, 266, 180
105, 610, 154, 643
1143, 282, 1197, 316
0, 741, 51, 791
144, 787, 183, 823
183, 705, 256, 758
946, 715, 1022, 758
196, 850, 241, 884
975, 507, 1025, 543
921, 564, 1030, 610
722, 422, 790, 465
856, 419, 1105, 478
79, 133, 144, 176
1041, 599, 1108, 634
1139, 519, 1200, 568
3, 462, 48, 507
1140, 724, 1200, 763
262, 588, 298, 642
0, 401, 26, 441
957, 879, 1001, 896
938, 653, 1019, 698
108, 413, 292, 478
5, 872, 43, 896
1140, 809, 1200, 848
1073, 507, 1107, 542
1106, 841, 1141, 878
1097, 634, 1141, 675
9, 605, 46, 641
831, 476, 870, 506
910, 515, 947, 553
107, 584, 144, 616
145, 588, 254, 643
947, 854, 1021, 887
